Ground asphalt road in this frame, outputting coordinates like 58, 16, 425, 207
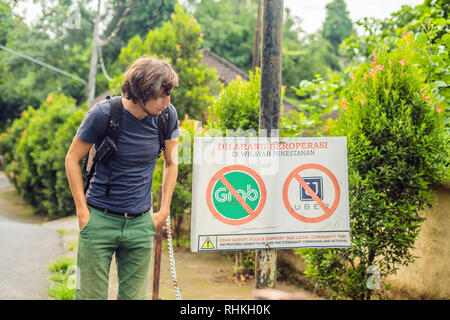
0, 174, 65, 300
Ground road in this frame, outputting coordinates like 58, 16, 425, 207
0, 173, 65, 300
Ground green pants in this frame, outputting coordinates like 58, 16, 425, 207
75, 205, 156, 300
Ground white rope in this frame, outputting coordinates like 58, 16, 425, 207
165, 214, 182, 300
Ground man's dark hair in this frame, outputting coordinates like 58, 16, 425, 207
121, 56, 179, 104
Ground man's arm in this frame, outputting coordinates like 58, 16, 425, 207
65, 136, 93, 230
151, 138, 178, 229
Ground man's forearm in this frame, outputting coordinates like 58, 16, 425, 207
158, 161, 178, 216
65, 156, 88, 212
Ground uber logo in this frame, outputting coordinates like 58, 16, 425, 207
300, 177, 323, 201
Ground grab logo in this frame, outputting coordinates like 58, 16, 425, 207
214, 185, 259, 203
206, 165, 266, 225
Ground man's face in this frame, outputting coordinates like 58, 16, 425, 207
142, 86, 172, 116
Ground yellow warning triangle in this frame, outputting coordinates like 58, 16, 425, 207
201, 237, 215, 249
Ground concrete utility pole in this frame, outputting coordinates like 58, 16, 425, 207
86, 0, 138, 105
255, 0, 283, 289
87, 0, 101, 105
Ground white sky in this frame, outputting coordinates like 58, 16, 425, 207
284, 0, 425, 34
15, 0, 426, 34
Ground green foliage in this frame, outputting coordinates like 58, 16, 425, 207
282, 32, 339, 96
0, 106, 37, 169
110, 3, 219, 120
340, 0, 449, 129
190, 0, 340, 98
0, 0, 92, 130
299, 34, 449, 300
281, 73, 345, 137
0, 0, 13, 46
47, 255, 76, 274
322, 0, 354, 54
207, 68, 261, 133
189, 0, 256, 72
52, 106, 89, 217
1, 93, 87, 217
47, 255, 76, 300
102, 0, 177, 49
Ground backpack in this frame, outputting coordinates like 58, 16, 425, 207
82, 95, 171, 198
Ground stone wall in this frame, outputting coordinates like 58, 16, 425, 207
386, 185, 450, 299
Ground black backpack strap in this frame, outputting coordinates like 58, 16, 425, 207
105, 96, 123, 140
158, 105, 171, 157
82, 96, 114, 194
83, 96, 123, 198
103, 96, 123, 198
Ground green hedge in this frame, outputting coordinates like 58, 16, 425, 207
0, 93, 88, 217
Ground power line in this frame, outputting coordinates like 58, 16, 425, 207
0, 44, 88, 85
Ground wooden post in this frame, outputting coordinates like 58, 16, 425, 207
252, 0, 262, 72
152, 185, 163, 300
255, 0, 283, 289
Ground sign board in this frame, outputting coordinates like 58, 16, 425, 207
191, 137, 350, 252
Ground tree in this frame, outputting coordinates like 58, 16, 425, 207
322, 0, 354, 55
190, 0, 340, 99
282, 31, 339, 97
102, 0, 177, 50
0, 0, 92, 130
110, 3, 219, 120
0, 0, 177, 130
89, 0, 177, 102
189, 0, 256, 72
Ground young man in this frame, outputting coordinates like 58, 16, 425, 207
65, 56, 179, 300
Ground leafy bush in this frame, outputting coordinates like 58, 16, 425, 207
52, 106, 89, 216
281, 72, 345, 137
299, 33, 449, 300
207, 68, 340, 139
0, 106, 37, 170
1, 93, 86, 217
207, 68, 261, 133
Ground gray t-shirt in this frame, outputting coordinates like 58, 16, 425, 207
76, 98, 179, 214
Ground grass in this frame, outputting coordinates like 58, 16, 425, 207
47, 256, 77, 300
65, 239, 78, 251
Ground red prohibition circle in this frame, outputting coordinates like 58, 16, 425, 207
282, 163, 340, 223
206, 165, 267, 226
